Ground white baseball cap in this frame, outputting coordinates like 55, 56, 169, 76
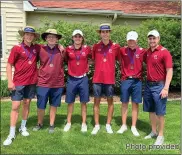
72, 29, 83, 37
147, 30, 160, 37
127, 31, 138, 41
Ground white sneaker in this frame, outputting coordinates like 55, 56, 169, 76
64, 123, 71, 132
91, 125, 100, 135
131, 126, 140, 136
117, 124, 127, 134
81, 123, 87, 132
106, 124, 113, 134
144, 131, 158, 139
154, 136, 164, 145
19, 127, 29, 136
3, 135, 15, 146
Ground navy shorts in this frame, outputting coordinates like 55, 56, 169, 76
93, 83, 114, 98
120, 79, 142, 103
11, 84, 36, 101
143, 81, 167, 116
37, 86, 64, 109
65, 76, 89, 104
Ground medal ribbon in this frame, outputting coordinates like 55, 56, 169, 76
101, 43, 111, 58
127, 47, 138, 65
73, 45, 83, 62
47, 46, 56, 64
21, 43, 33, 61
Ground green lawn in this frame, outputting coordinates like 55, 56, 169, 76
1, 101, 181, 154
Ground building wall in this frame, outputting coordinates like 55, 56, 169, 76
26, 12, 145, 27
1, 1, 26, 79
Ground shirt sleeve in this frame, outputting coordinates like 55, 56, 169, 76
64, 47, 69, 62
87, 46, 92, 59
8, 46, 19, 65
142, 49, 147, 64
92, 44, 96, 60
163, 50, 173, 68
115, 44, 121, 62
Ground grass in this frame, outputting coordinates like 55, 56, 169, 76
1, 100, 181, 154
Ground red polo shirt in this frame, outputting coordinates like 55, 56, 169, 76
146, 45, 173, 81
65, 45, 91, 76
37, 45, 65, 88
120, 46, 146, 80
8, 42, 41, 86
92, 40, 120, 84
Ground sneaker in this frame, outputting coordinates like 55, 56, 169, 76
19, 127, 29, 136
106, 124, 113, 134
33, 124, 43, 131
154, 136, 164, 145
144, 131, 158, 139
91, 125, 100, 135
117, 124, 127, 134
131, 126, 140, 136
81, 123, 87, 132
49, 125, 54, 134
3, 135, 15, 146
64, 123, 71, 132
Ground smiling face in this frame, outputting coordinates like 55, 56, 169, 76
45, 34, 58, 45
100, 30, 110, 41
23, 33, 35, 44
127, 40, 137, 49
72, 34, 83, 45
148, 35, 160, 49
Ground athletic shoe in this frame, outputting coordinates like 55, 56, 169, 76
19, 127, 29, 136
91, 125, 100, 135
154, 136, 164, 145
106, 124, 113, 134
117, 124, 127, 134
33, 124, 43, 131
49, 125, 54, 134
63, 123, 71, 132
131, 126, 140, 136
81, 123, 87, 132
144, 131, 158, 139
3, 135, 15, 146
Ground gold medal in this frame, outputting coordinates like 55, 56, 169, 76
76, 62, 80, 65
28, 60, 32, 64
50, 63, 54, 67
103, 58, 107, 62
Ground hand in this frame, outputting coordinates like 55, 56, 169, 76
159, 88, 168, 99
8, 81, 15, 91
58, 45, 64, 53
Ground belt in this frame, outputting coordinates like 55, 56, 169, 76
126, 76, 139, 80
147, 81, 164, 86
73, 73, 86, 78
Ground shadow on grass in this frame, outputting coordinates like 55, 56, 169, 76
114, 116, 151, 134
26, 114, 108, 128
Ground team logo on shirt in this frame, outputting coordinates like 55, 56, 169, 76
154, 55, 158, 59
82, 52, 86, 56
109, 49, 112, 53
136, 54, 140, 58
33, 49, 36, 53
98, 49, 101, 52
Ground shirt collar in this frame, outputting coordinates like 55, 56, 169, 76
100, 40, 113, 46
47, 44, 57, 50
22, 41, 33, 47
149, 45, 162, 52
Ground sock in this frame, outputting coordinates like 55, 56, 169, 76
9, 126, 16, 137
106, 124, 111, 128
82, 123, 86, 126
21, 120, 27, 129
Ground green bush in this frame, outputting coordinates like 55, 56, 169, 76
1, 80, 10, 97
36, 18, 181, 93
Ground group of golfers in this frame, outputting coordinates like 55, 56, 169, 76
3, 23, 173, 147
